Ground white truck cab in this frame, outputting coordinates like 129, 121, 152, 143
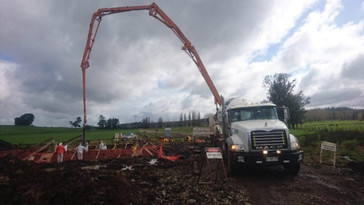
217, 97, 303, 174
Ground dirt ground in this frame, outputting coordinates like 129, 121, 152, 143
0, 142, 363, 205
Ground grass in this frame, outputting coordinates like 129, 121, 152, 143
0, 125, 194, 147
0, 125, 81, 145
298, 120, 364, 132
290, 120, 364, 165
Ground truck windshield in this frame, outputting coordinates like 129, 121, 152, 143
229, 106, 278, 122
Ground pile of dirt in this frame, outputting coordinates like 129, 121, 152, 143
0, 140, 17, 150
0, 155, 148, 204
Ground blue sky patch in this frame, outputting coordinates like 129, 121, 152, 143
0, 52, 15, 62
336, 0, 364, 26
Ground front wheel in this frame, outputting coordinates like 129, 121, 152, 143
284, 162, 300, 175
227, 150, 237, 175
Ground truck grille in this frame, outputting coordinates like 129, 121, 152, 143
251, 130, 288, 150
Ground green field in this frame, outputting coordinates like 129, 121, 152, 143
1, 121, 363, 166
290, 120, 364, 165
0, 125, 193, 146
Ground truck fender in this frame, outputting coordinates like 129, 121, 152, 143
225, 134, 243, 149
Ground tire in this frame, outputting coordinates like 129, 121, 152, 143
227, 150, 237, 175
221, 143, 228, 160
284, 162, 300, 175
210, 135, 217, 146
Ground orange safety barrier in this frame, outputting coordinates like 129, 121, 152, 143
158, 139, 181, 161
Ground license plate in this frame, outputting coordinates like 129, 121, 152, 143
266, 157, 278, 162
237, 156, 245, 162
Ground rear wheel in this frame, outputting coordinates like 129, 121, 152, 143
284, 162, 300, 175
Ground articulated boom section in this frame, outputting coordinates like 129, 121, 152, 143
80, 2, 222, 129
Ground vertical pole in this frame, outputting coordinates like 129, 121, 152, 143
82, 126, 86, 145
320, 143, 323, 164
82, 67, 87, 145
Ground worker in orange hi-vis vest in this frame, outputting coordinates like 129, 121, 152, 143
56, 142, 66, 163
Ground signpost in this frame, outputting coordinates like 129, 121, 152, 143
198, 147, 227, 184
320, 141, 337, 167
205, 147, 223, 159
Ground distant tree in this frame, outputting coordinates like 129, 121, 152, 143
97, 115, 107, 128
191, 112, 196, 126
183, 113, 187, 126
180, 113, 183, 127
70, 117, 82, 128
106, 118, 119, 129
141, 117, 151, 128
14, 113, 35, 126
286, 92, 310, 127
188, 113, 191, 127
158, 117, 163, 128
263, 73, 310, 128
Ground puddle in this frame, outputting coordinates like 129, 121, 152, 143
81, 164, 106, 170
301, 173, 343, 193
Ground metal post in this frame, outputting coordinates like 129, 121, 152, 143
82, 126, 86, 145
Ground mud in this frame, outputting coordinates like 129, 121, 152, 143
233, 159, 364, 204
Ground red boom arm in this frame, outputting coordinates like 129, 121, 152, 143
81, 2, 222, 126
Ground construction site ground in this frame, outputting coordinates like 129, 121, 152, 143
0, 140, 363, 205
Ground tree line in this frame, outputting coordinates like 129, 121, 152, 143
12, 112, 205, 129
304, 107, 364, 122
96, 111, 204, 129
97, 115, 119, 129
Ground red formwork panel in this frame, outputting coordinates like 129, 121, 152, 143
0, 144, 161, 163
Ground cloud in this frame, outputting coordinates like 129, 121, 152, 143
0, 0, 363, 127
267, 0, 364, 104
0, 61, 24, 124
309, 88, 363, 108
341, 54, 364, 81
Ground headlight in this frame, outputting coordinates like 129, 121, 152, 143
291, 141, 300, 150
230, 144, 245, 152
290, 134, 300, 150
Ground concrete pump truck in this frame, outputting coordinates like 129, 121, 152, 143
80, 2, 303, 175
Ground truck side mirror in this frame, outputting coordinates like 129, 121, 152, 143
282, 106, 290, 124
277, 106, 290, 124
283, 107, 290, 121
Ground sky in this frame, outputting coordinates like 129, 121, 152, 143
0, 0, 363, 127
